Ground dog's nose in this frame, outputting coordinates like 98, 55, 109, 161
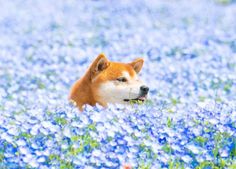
140, 85, 149, 95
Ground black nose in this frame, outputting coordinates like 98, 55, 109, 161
140, 85, 149, 95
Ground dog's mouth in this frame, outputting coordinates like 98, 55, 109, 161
123, 95, 147, 103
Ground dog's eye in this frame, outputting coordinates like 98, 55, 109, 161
117, 77, 128, 82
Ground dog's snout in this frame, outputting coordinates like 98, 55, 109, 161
140, 85, 149, 94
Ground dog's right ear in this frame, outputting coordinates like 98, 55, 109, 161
129, 58, 144, 74
90, 53, 109, 81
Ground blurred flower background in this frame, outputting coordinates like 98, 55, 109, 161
0, 0, 236, 168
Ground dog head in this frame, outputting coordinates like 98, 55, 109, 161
89, 53, 149, 106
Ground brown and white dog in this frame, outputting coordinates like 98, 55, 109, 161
69, 53, 149, 111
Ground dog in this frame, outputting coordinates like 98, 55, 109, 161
69, 53, 149, 111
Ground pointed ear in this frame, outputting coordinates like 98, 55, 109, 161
129, 58, 144, 73
90, 53, 109, 81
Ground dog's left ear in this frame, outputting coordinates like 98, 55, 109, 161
129, 58, 144, 74
90, 53, 109, 81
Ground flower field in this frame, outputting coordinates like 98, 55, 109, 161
0, 0, 235, 168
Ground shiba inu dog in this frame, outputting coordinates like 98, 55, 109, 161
69, 53, 149, 111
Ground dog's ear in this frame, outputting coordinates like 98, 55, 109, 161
90, 53, 109, 81
129, 58, 144, 74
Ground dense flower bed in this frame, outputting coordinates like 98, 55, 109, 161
0, 0, 235, 168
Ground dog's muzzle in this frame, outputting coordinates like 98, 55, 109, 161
124, 85, 149, 102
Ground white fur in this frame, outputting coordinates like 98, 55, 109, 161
97, 71, 144, 104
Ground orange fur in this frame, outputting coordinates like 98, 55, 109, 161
69, 53, 144, 111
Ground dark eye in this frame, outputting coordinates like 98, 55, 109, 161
117, 77, 128, 82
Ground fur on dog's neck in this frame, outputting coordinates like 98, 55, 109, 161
69, 54, 110, 111
69, 73, 96, 111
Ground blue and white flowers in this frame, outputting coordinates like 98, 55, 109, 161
0, 0, 235, 168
